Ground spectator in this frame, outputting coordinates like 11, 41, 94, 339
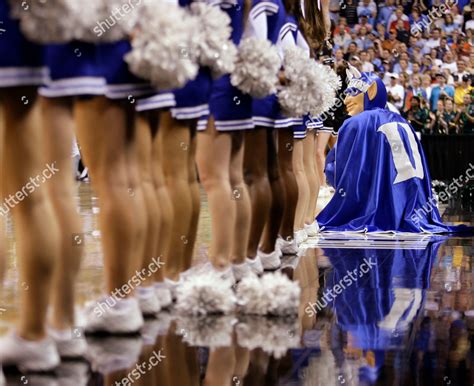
394, 57, 412, 74
452, 5, 465, 27
441, 51, 458, 74
430, 73, 455, 111
454, 74, 473, 106
355, 15, 373, 33
422, 74, 433, 101
329, 0, 340, 22
429, 100, 448, 134
424, 28, 442, 53
387, 74, 405, 110
412, 74, 428, 100
421, 55, 433, 72
465, 10, 474, 31
395, 19, 410, 44
407, 96, 430, 132
376, 23, 387, 39
442, 13, 459, 35
334, 28, 352, 50
355, 26, 373, 50
360, 50, 375, 71
334, 48, 344, 64
456, 58, 470, 78
377, 0, 397, 28
388, 6, 410, 32
436, 38, 450, 60
412, 61, 422, 76
382, 29, 399, 51
430, 49, 443, 68
341, 0, 358, 27
357, 0, 377, 25
443, 98, 458, 133
456, 93, 474, 133
343, 42, 359, 61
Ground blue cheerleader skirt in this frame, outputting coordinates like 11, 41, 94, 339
0, 0, 46, 87
136, 68, 212, 121
293, 123, 307, 139
203, 74, 253, 131
254, 94, 303, 129
97, 41, 154, 100
304, 114, 324, 131
40, 42, 106, 98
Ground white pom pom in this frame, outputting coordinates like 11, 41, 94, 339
9, 0, 78, 43
124, 1, 199, 90
177, 316, 235, 348
278, 46, 341, 117
175, 271, 236, 316
231, 38, 281, 98
236, 316, 300, 358
189, 2, 237, 78
236, 272, 300, 316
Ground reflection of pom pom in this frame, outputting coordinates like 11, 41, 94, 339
237, 272, 300, 316
236, 316, 300, 358
231, 38, 281, 98
176, 271, 236, 316
177, 316, 235, 348
190, 2, 237, 78
9, 0, 78, 43
278, 46, 340, 117
125, 1, 199, 90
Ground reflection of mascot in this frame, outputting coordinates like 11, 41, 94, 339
317, 67, 469, 233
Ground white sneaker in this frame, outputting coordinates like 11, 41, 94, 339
304, 221, 319, 237
0, 331, 60, 372
49, 328, 87, 358
136, 286, 161, 316
246, 256, 264, 275
56, 362, 89, 386
154, 282, 173, 308
183, 262, 235, 285
294, 229, 308, 245
257, 249, 281, 270
164, 277, 182, 301
277, 236, 299, 255
232, 261, 252, 281
83, 296, 144, 334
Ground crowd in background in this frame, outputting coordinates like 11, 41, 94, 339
329, 0, 474, 134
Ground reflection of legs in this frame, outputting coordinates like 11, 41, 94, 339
229, 132, 251, 265
184, 126, 200, 271
278, 129, 298, 240
293, 139, 309, 232
304, 132, 319, 224
3, 88, 60, 341
196, 118, 234, 269
244, 128, 271, 258
204, 346, 236, 386
160, 111, 192, 280
41, 97, 83, 331
135, 113, 160, 287
75, 97, 134, 294
260, 130, 283, 254
315, 131, 331, 187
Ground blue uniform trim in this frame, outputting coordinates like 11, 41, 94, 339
136, 93, 176, 112
39, 77, 106, 98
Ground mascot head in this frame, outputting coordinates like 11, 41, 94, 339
343, 65, 387, 116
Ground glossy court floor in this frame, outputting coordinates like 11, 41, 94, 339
0, 183, 473, 386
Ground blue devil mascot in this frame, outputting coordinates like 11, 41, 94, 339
317, 66, 470, 233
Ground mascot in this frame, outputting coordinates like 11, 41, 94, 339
317, 66, 470, 233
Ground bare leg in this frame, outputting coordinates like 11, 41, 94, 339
293, 139, 309, 231
183, 125, 200, 270
315, 131, 331, 187
260, 130, 284, 253
3, 88, 60, 340
204, 346, 236, 386
303, 131, 319, 224
159, 112, 193, 281
75, 97, 135, 295
195, 117, 234, 269
229, 132, 251, 265
278, 129, 298, 240
243, 128, 271, 259
41, 96, 83, 330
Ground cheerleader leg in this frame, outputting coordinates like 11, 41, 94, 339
315, 131, 331, 187
3, 88, 60, 342
243, 128, 271, 259
277, 129, 298, 241
229, 132, 251, 267
159, 111, 193, 281
39, 96, 84, 353
196, 117, 234, 270
293, 138, 310, 235
303, 132, 319, 224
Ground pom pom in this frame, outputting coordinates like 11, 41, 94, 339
236, 272, 300, 316
277, 46, 341, 117
231, 38, 281, 98
177, 316, 236, 348
124, 1, 199, 90
189, 2, 237, 78
9, 0, 78, 43
175, 271, 236, 316
236, 316, 300, 358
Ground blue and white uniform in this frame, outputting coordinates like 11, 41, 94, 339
137, 0, 212, 120
247, 0, 286, 129
0, 0, 46, 88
